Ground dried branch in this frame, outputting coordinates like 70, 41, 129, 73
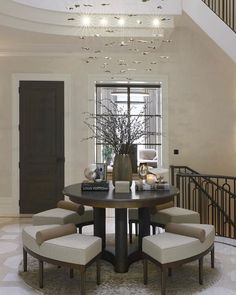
83, 98, 152, 154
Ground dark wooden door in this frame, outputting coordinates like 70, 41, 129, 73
19, 81, 64, 214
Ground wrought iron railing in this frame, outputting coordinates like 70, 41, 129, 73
170, 165, 236, 239
202, 0, 236, 32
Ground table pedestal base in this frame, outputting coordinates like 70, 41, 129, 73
93, 207, 150, 273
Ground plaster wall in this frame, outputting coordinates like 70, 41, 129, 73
166, 15, 236, 174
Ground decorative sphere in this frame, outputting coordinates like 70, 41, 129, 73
84, 164, 97, 181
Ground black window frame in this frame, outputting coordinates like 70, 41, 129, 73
95, 83, 162, 166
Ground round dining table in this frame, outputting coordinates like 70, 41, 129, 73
63, 181, 179, 273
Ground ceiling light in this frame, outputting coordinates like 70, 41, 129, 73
82, 16, 91, 26
152, 18, 160, 27
118, 18, 125, 26
100, 18, 108, 26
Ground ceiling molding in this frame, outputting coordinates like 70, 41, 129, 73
12, 0, 182, 15
0, 0, 178, 37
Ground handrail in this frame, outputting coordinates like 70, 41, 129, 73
176, 173, 236, 228
202, 0, 236, 33
170, 165, 236, 239
177, 172, 236, 198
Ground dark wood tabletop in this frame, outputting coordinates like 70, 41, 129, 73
63, 181, 179, 209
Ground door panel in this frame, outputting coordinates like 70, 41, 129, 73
19, 81, 64, 214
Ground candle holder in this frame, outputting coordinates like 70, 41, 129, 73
139, 163, 148, 181
146, 173, 157, 185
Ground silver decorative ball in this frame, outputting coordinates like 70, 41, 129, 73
84, 164, 97, 181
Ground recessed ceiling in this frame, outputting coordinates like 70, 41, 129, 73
0, 0, 180, 53
0, 0, 182, 80
0, 0, 182, 37
12, 0, 182, 15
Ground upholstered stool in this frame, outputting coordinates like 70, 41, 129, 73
150, 206, 200, 226
22, 224, 101, 295
129, 204, 200, 243
33, 205, 94, 233
142, 223, 215, 295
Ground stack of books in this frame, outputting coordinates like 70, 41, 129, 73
135, 181, 170, 191
155, 183, 171, 190
81, 181, 109, 191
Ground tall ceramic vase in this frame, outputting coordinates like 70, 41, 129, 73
112, 154, 132, 186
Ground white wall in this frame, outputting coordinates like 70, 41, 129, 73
0, 13, 236, 215
166, 14, 236, 174
183, 0, 236, 63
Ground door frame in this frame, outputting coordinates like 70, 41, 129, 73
12, 74, 72, 215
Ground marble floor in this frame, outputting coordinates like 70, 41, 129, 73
0, 217, 236, 295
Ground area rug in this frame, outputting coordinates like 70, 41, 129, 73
18, 248, 222, 295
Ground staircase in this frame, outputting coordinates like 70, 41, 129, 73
170, 165, 236, 239
183, 0, 236, 63
202, 0, 235, 32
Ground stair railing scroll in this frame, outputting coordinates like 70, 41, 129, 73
170, 165, 236, 239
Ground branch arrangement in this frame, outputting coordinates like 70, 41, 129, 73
83, 99, 152, 154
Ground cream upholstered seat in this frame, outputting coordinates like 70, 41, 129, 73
129, 205, 200, 243
139, 148, 157, 168
22, 224, 101, 295
150, 206, 200, 225
143, 224, 214, 264
33, 205, 94, 233
143, 223, 215, 295
22, 224, 101, 265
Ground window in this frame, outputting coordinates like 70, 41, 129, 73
95, 83, 162, 170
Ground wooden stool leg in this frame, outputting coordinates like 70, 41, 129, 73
199, 257, 203, 285
129, 221, 133, 244
96, 259, 101, 285
80, 266, 86, 295
152, 225, 156, 235
211, 246, 215, 268
143, 259, 148, 285
78, 226, 82, 234
39, 260, 44, 288
161, 267, 166, 295
23, 248, 27, 272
